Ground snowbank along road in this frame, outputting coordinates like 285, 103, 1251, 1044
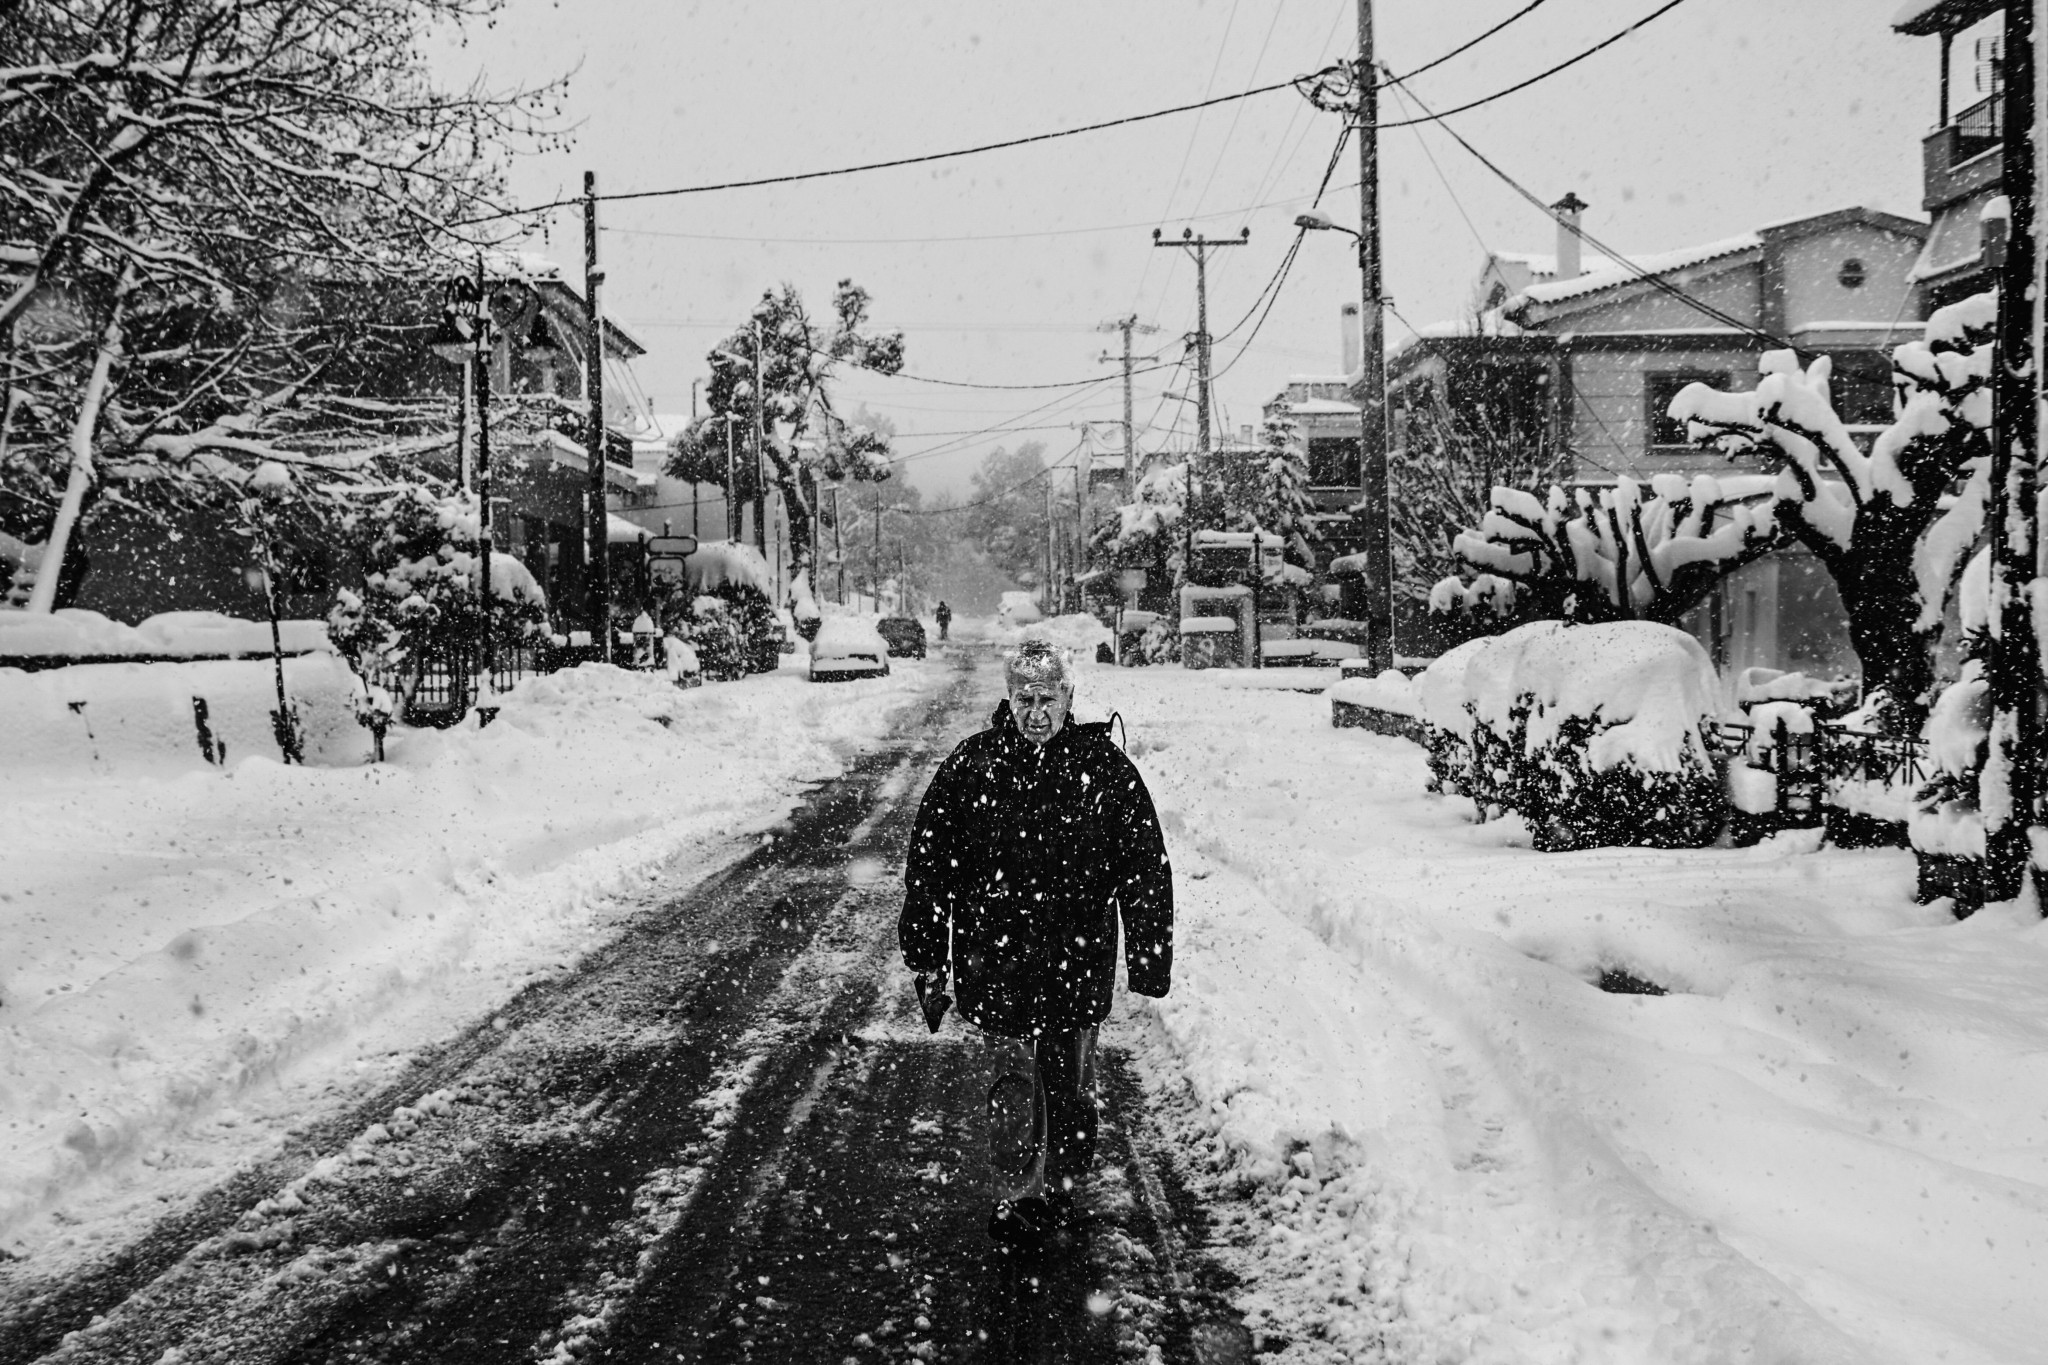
0, 647, 1254, 1365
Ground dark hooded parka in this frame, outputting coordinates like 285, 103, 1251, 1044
900, 699, 1174, 1037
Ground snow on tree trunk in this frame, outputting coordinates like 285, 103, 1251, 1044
25, 274, 129, 613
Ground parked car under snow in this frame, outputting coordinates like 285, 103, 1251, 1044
876, 616, 927, 659
808, 616, 891, 682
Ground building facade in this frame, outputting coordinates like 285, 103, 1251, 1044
1381, 202, 1930, 684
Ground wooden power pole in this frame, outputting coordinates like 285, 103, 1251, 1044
1355, 0, 1392, 674
583, 171, 611, 662
1984, 0, 2041, 906
1153, 228, 1247, 583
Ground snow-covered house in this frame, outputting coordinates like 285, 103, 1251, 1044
1892, 0, 2007, 310
1259, 304, 1370, 562
1383, 201, 1931, 682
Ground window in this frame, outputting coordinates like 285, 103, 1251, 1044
1838, 258, 1867, 289
1645, 371, 1730, 448
1824, 351, 1895, 426
1307, 436, 1359, 487
1485, 282, 1508, 311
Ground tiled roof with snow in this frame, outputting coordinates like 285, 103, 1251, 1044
1515, 233, 1760, 308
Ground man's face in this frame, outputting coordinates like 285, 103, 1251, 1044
1008, 678, 1072, 747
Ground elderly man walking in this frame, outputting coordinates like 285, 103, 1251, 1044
899, 638, 1174, 1250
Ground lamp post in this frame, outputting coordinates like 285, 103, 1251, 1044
1296, 207, 1391, 672
431, 270, 495, 701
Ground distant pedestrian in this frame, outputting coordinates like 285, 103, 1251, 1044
934, 601, 952, 641
900, 639, 1174, 1250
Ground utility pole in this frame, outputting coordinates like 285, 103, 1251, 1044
751, 319, 767, 558
1153, 227, 1247, 587
1983, 0, 2040, 907
872, 481, 882, 612
583, 171, 611, 662
1098, 316, 1159, 502
1044, 479, 1056, 616
1355, 0, 1393, 673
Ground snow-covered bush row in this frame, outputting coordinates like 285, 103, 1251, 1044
1420, 621, 1727, 851
0, 609, 331, 660
0, 655, 365, 772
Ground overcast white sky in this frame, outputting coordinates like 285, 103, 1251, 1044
430, 0, 1946, 501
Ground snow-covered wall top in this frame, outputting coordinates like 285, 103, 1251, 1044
0, 609, 331, 660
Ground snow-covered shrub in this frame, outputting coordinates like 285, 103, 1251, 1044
1455, 622, 1726, 850
326, 486, 549, 723
658, 541, 783, 681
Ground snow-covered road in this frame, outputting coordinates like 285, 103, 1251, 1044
1084, 661, 2048, 1364
10, 636, 2048, 1363
0, 656, 934, 1270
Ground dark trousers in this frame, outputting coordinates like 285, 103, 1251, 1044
984, 1027, 1098, 1203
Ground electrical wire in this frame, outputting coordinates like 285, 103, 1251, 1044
813, 344, 1175, 392
1384, 84, 1493, 262
888, 439, 1086, 515
1381, 71, 1796, 352
1378, 0, 1553, 86
451, 75, 1310, 227
1376, 0, 1692, 130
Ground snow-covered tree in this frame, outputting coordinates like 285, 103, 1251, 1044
668, 281, 904, 624
1672, 292, 1995, 728
1093, 458, 1188, 591
1392, 389, 1572, 603
1, 0, 563, 610
1233, 411, 1320, 568
1431, 474, 1780, 630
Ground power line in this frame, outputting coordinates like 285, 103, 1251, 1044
1384, 84, 1493, 263
452, 74, 1316, 227
1379, 0, 1553, 86
819, 345, 1175, 392
1376, 0, 1692, 130
1382, 71, 1794, 351
888, 439, 1086, 515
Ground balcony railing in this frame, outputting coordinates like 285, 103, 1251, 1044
1953, 92, 2004, 163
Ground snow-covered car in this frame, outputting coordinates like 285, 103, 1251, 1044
876, 616, 927, 659
808, 616, 891, 682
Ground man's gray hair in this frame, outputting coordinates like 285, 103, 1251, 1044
1004, 637, 1074, 689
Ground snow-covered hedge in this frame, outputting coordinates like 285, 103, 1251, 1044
1424, 621, 1727, 850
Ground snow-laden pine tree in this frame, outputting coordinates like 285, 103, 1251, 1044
1238, 410, 1320, 568
1430, 474, 1781, 629
1671, 291, 1995, 729
667, 281, 904, 626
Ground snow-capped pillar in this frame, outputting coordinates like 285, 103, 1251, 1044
1979, 0, 2042, 910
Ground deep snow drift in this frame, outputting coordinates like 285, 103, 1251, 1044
1076, 660, 2048, 1365
0, 655, 931, 1265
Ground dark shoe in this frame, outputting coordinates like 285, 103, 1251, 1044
987, 1197, 1052, 1250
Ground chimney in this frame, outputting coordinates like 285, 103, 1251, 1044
1239, 424, 1253, 447
1340, 302, 1361, 376
1552, 192, 1589, 279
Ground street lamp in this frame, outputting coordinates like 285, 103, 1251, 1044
434, 269, 497, 710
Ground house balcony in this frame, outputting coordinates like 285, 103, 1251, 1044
1922, 93, 2004, 211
